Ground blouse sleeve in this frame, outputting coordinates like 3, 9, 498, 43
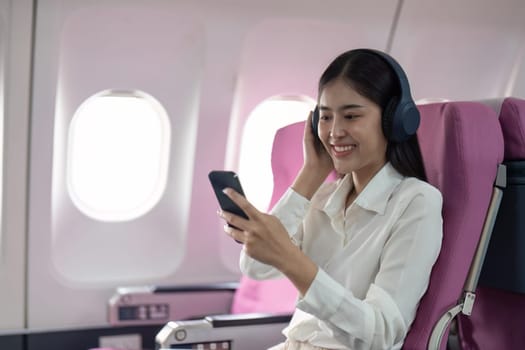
296, 187, 443, 349
239, 188, 310, 280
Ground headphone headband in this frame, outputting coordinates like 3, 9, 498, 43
353, 48, 420, 142
353, 49, 412, 102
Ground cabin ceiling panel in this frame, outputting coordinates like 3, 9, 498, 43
391, 0, 525, 101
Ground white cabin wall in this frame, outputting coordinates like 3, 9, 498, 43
508, 46, 525, 97
391, 0, 525, 101
51, 5, 205, 285
29, 0, 208, 329
0, 0, 33, 331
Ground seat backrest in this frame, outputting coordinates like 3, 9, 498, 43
231, 121, 339, 314
230, 121, 305, 314
499, 97, 525, 161
457, 97, 525, 349
403, 102, 504, 349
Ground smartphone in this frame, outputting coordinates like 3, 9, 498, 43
208, 170, 249, 223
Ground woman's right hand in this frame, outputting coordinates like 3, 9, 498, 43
291, 110, 334, 199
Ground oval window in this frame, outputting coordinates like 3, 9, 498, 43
67, 90, 171, 221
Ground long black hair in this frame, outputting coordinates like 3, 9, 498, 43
318, 49, 427, 181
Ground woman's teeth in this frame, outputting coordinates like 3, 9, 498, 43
333, 145, 355, 152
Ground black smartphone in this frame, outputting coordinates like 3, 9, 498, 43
208, 170, 249, 221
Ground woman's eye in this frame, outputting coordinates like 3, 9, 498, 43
345, 114, 358, 119
320, 114, 331, 121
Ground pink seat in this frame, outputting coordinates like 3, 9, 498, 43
231, 122, 304, 315
457, 97, 525, 350
233, 103, 506, 349
231, 121, 336, 315
403, 102, 504, 349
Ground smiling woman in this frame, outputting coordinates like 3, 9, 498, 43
220, 49, 443, 350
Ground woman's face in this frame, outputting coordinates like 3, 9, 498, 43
318, 77, 388, 181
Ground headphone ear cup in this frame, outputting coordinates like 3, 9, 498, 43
397, 101, 420, 141
383, 98, 420, 142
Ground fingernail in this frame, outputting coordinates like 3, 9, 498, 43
222, 188, 230, 194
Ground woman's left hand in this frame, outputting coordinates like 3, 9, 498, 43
218, 188, 295, 269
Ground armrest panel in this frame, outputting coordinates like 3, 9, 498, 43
108, 283, 238, 326
156, 315, 290, 349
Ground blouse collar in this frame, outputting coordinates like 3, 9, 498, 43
319, 162, 404, 217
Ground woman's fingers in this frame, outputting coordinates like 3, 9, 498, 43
222, 187, 260, 218
218, 195, 294, 267
223, 223, 245, 244
217, 187, 258, 233
218, 208, 249, 231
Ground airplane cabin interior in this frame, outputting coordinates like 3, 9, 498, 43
0, 0, 524, 349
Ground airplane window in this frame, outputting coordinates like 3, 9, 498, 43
415, 97, 451, 105
238, 96, 315, 211
67, 90, 171, 221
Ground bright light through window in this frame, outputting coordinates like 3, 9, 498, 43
67, 90, 171, 221
238, 96, 315, 211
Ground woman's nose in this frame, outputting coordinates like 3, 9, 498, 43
330, 119, 346, 138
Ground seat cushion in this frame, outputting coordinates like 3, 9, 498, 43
231, 276, 297, 314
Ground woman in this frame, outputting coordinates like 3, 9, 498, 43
218, 49, 443, 350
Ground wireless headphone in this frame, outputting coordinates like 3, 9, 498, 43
312, 48, 420, 143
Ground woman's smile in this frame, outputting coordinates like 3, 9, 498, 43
330, 143, 357, 158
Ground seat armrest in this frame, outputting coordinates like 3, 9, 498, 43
156, 313, 292, 349
206, 313, 293, 327
108, 282, 239, 326
153, 282, 239, 294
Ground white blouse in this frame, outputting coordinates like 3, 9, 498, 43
240, 163, 443, 350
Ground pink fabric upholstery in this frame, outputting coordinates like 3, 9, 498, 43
230, 277, 298, 314
231, 121, 337, 314
499, 97, 525, 159
403, 102, 503, 349
269, 121, 309, 210
232, 121, 339, 314
231, 122, 305, 314
268, 121, 338, 202
457, 97, 525, 350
